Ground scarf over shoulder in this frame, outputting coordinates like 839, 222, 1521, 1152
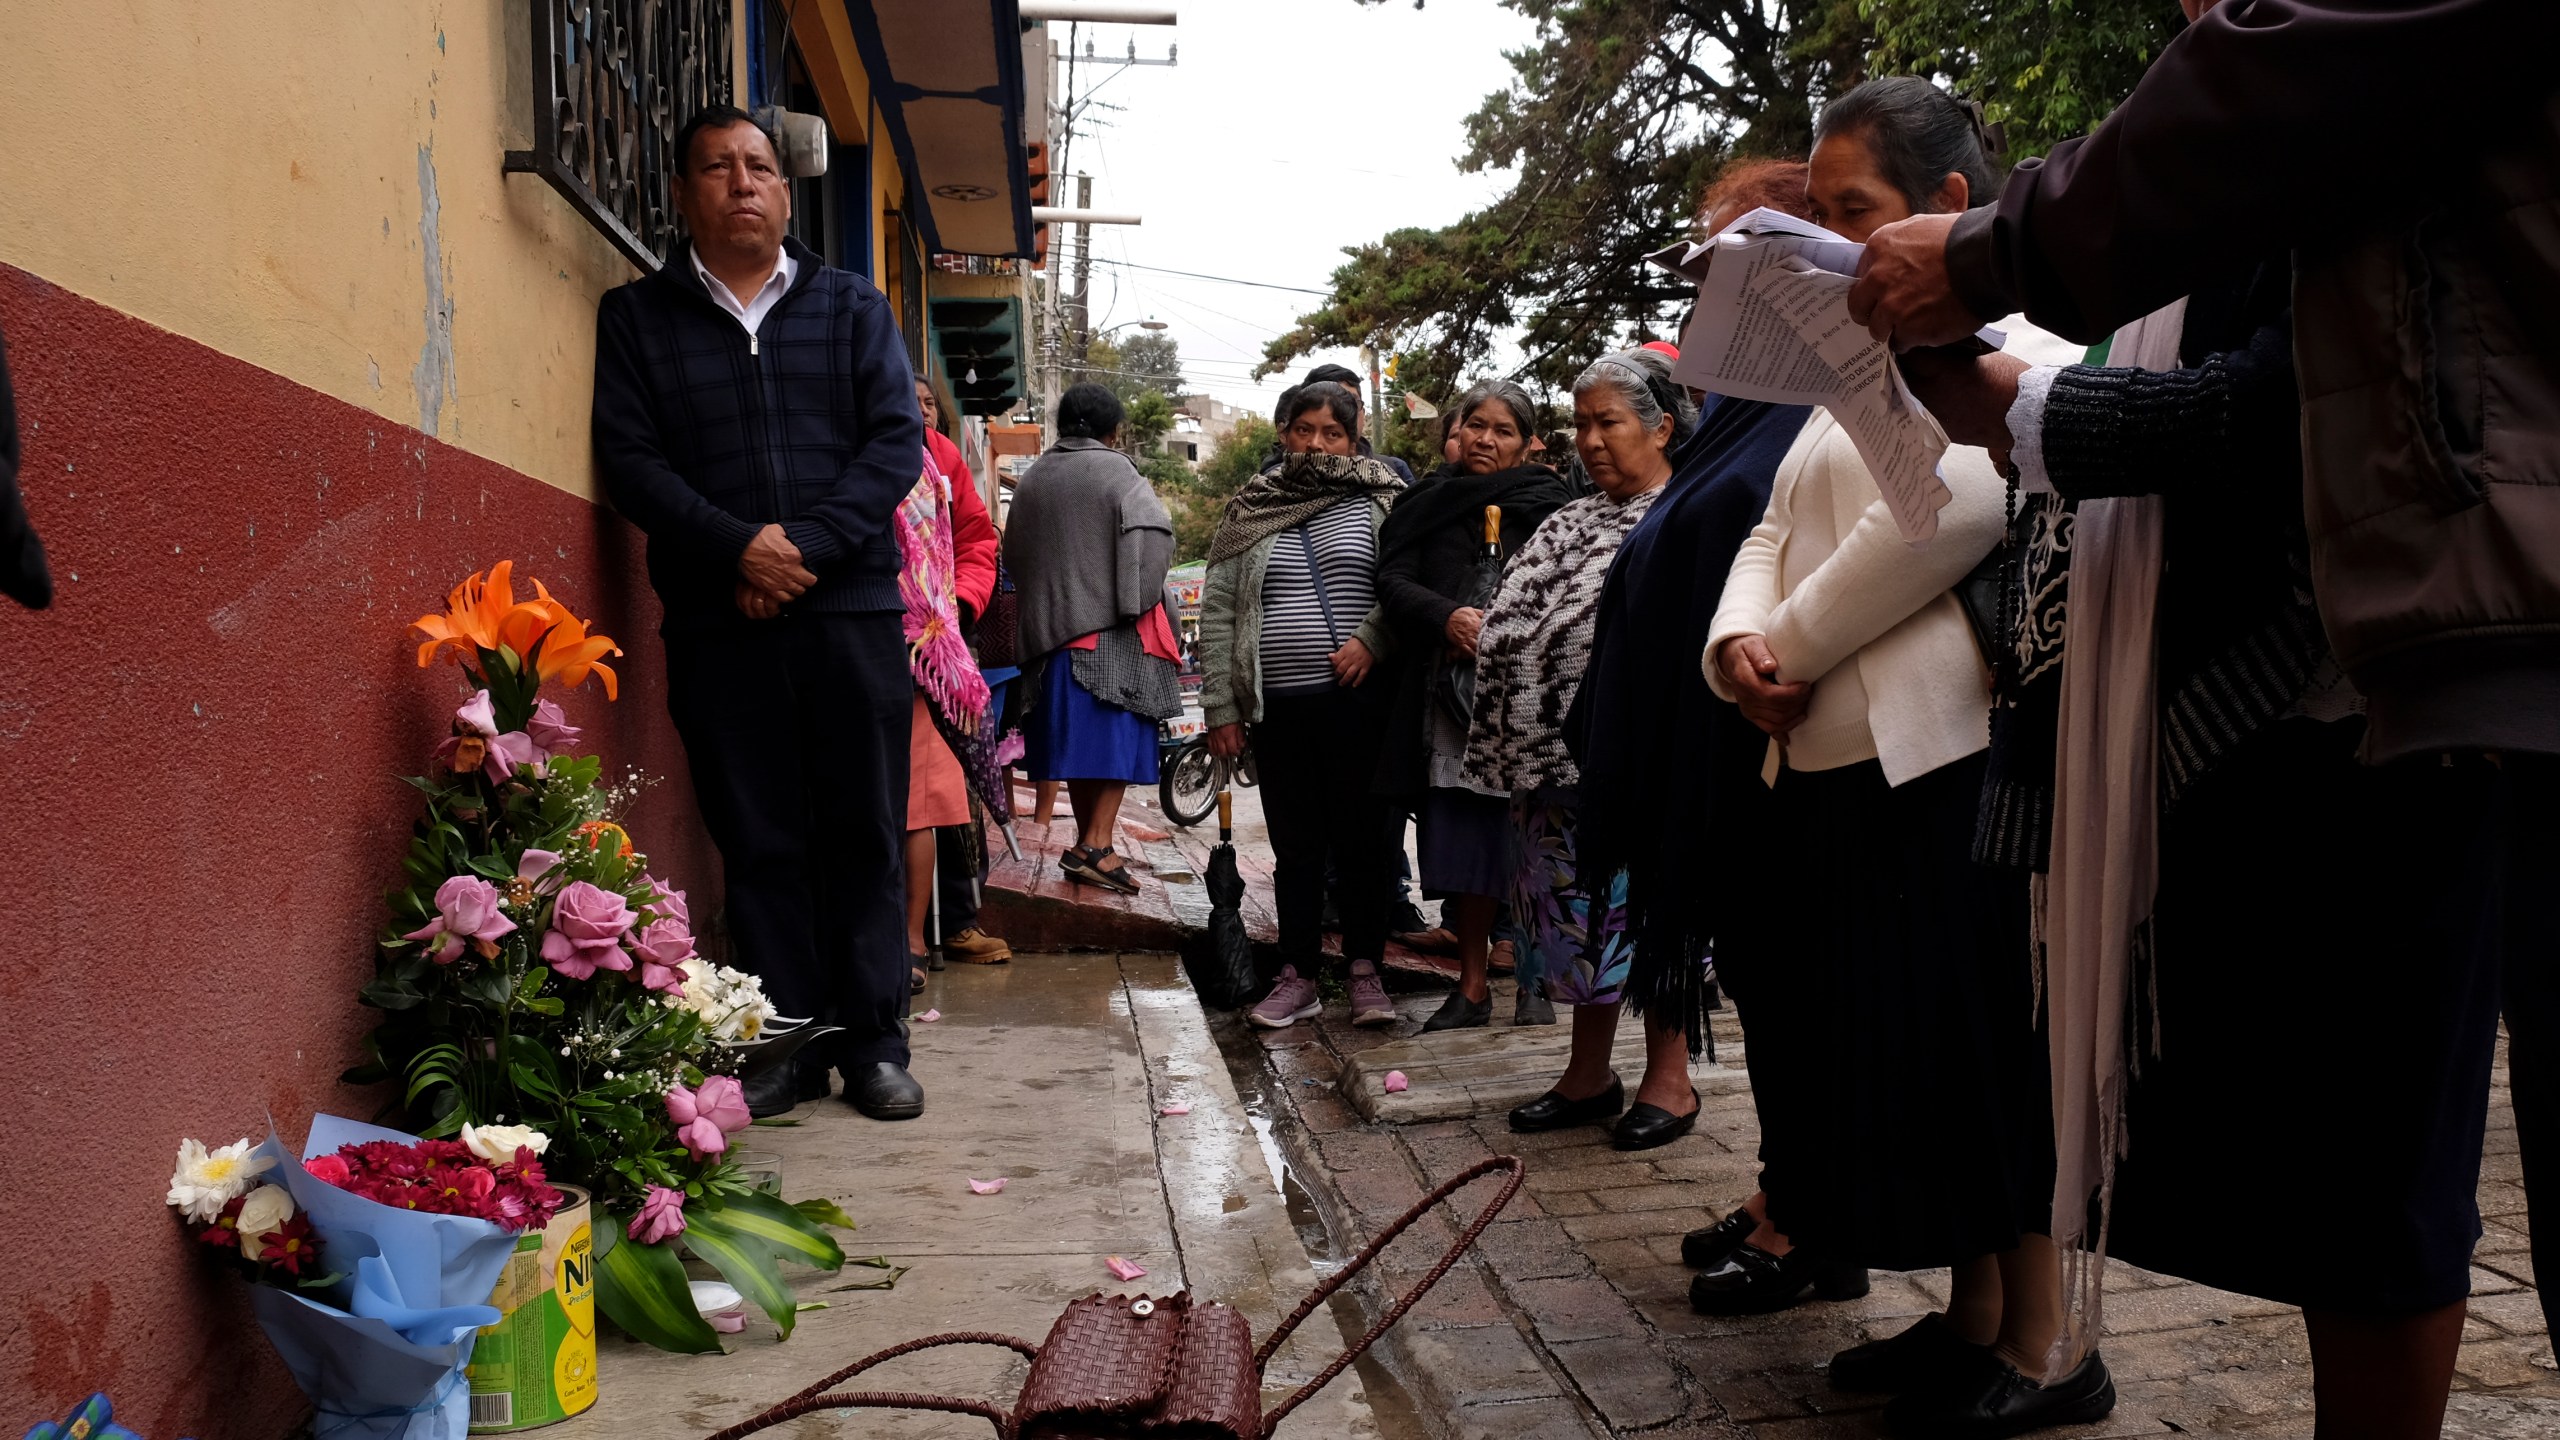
1463, 487, 1663, 792
1207, 451, 1404, 564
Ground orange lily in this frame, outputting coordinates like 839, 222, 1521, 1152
412, 562, 554, 670
527, 580, 622, 700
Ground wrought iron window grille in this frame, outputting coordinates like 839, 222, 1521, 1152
503, 0, 734, 272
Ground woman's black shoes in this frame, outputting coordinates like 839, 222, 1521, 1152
1509, 1076, 1625, 1132
1883, 1350, 2116, 1438
1679, 1208, 1758, 1269
1829, 1313, 1985, 1393
1689, 1244, 1870, 1315
1061, 844, 1142, 896
1611, 1091, 1700, 1150
1420, 990, 1493, 1032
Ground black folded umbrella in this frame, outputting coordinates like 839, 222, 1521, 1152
1195, 790, 1258, 1009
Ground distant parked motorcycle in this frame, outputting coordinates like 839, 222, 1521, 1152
1157, 712, 1255, 827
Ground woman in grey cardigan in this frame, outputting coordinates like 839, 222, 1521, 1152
1002, 384, 1180, 894
1200, 383, 1405, 1029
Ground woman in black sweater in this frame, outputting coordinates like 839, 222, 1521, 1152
1373, 381, 1572, 1031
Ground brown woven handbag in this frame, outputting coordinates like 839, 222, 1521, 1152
704, 1154, 1524, 1439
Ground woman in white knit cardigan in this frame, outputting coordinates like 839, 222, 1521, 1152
1688, 78, 2113, 1438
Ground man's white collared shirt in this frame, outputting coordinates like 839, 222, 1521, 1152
691, 245, 797, 340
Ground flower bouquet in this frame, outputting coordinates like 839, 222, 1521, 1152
168, 1115, 561, 1439
345, 565, 855, 1355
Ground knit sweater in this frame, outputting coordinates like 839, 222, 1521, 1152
593, 237, 922, 628
1001, 438, 1175, 657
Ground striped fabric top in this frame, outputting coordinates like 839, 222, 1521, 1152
1259, 497, 1378, 697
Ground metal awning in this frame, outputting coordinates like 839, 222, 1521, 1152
844, 1, 1035, 257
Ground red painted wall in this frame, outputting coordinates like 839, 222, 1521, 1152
0, 264, 718, 1436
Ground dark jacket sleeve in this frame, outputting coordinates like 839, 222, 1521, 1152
591, 288, 762, 562
1947, 0, 2560, 342
2040, 319, 2298, 502
1376, 532, 1459, 644
779, 289, 922, 571
0, 327, 54, 610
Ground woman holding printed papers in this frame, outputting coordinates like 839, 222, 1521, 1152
1696, 78, 2110, 1439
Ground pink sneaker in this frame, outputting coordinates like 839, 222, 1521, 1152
1249, 967, 1322, 1029
1348, 969, 1397, 1027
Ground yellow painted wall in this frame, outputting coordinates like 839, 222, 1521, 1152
0, 1, 745, 499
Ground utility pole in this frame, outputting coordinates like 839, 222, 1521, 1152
1361, 344, 1385, 451
1068, 173, 1095, 388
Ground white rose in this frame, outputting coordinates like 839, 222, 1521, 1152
461, 1122, 551, 1165
234, 1183, 298, 1251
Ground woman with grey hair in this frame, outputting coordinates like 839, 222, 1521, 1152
1464, 348, 1706, 1146
1375, 380, 1574, 1031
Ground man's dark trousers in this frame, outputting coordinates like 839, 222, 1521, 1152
666, 611, 910, 1071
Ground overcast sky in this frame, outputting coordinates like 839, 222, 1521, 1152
1044, 0, 1541, 420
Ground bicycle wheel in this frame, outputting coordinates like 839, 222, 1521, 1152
1159, 740, 1221, 827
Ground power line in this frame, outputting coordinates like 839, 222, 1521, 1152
1084, 257, 1333, 296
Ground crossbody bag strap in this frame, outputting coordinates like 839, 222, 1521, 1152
1254, 1154, 1524, 1430
701, 1332, 1038, 1440
1292, 520, 1347, 651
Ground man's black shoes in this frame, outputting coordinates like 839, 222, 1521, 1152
744, 1059, 832, 1119
846, 1062, 925, 1121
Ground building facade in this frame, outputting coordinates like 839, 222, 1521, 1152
0, 2, 1045, 1431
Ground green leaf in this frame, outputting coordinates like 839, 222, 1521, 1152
702, 1188, 846, 1272
679, 1208, 802, 1338
791, 1197, 857, 1233
360, 976, 424, 1011
593, 1222, 722, 1354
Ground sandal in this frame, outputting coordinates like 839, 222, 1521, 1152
1063, 843, 1142, 896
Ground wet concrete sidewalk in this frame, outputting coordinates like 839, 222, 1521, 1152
1237, 989, 2560, 1439
574, 952, 1408, 1438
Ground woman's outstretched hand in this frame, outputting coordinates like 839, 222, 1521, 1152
1718, 634, 1812, 737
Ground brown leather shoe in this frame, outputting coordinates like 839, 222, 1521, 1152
941, 927, 1013, 965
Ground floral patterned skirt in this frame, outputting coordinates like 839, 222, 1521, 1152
1509, 787, 1633, 1007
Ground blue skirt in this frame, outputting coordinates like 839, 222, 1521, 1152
1024, 651, 1160, 784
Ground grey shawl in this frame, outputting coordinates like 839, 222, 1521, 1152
1462, 487, 1662, 793
1002, 438, 1175, 658
1070, 622, 1184, 722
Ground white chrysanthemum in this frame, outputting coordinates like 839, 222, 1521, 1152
461, 1122, 551, 1165
234, 1183, 297, 1250
166, 1137, 274, 1223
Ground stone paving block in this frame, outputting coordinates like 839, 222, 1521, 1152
1402, 1263, 1511, 1330
1550, 1335, 1686, 1430
2097, 1279, 2296, 1335
2443, 1390, 2560, 1439
1476, 1217, 1593, 1284
1592, 1180, 1729, 1213
1562, 1206, 1711, 1242
1580, 1235, 1666, 1274
1449, 1396, 1610, 1439
2480, 1180, 2532, 1218
1341, 1017, 1749, 1123
1537, 1187, 1603, 1217
2467, 1288, 2553, 1338
2099, 1311, 2312, 1384
2479, 1217, 2535, 1257
1703, 1372, 1818, 1423
1611, 1259, 1701, 1304
1523, 1159, 1669, 1195
2475, 1262, 2529, 1295
2483, 1250, 2538, 1289
1406, 1129, 1502, 1186
1395, 1322, 1563, 1406
1668, 1316, 1875, 1378
2455, 1334, 2560, 1390
1292, 1089, 1362, 1134
1509, 1273, 1650, 1344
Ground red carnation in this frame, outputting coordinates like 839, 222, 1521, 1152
260, 1215, 323, 1276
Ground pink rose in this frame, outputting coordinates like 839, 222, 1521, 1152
403, 875, 517, 964
540, 881, 635, 980
455, 690, 498, 739
515, 848, 564, 894
627, 917, 695, 995
455, 1165, 497, 1202
526, 699, 582, 755
304, 1154, 352, 1188
641, 875, 690, 928
627, 1185, 686, 1244
664, 1076, 751, 1159
487, 730, 543, 782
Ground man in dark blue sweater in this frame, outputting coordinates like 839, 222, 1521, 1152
592, 106, 925, 1121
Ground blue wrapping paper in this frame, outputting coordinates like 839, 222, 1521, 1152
246, 1115, 519, 1440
